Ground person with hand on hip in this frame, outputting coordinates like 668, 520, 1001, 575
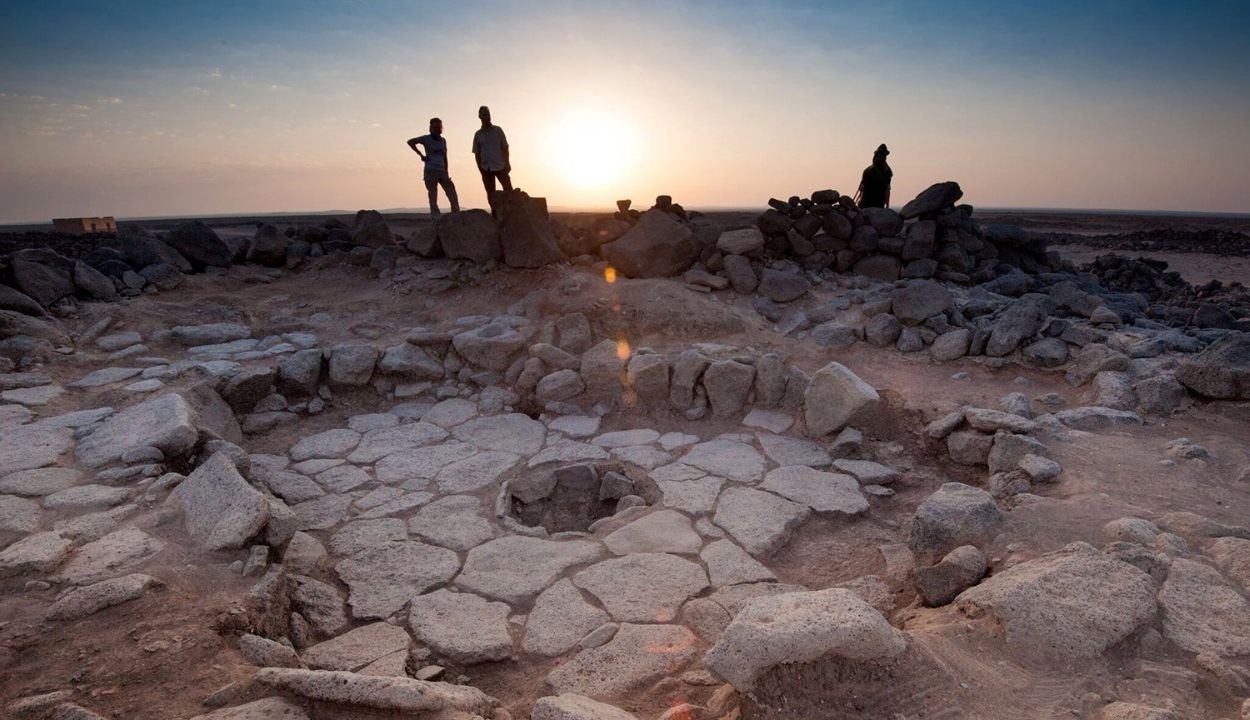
407, 117, 459, 220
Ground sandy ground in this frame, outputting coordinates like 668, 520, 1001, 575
1, 209, 1249, 720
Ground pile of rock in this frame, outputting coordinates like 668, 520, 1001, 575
741, 181, 1059, 283
1080, 254, 1249, 331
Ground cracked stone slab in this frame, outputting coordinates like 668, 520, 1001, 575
300, 621, 412, 671
522, 578, 610, 657
656, 476, 725, 516
329, 519, 408, 557
408, 495, 497, 551
455, 536, 603, 604
680, 440, 765, 483
434, 451, 521, 493
74, 393, 197, 469
573, 553, 708, 623
757, 433, 832, 468
347, 422, 449, 464
603, 510, 703, 555
452, 414, 546, 456
289, 429, 362, 462
528, 441, 610, 469
545, 623, 698, 696
335, 541, 461, 619
53, 526, 164, 585
1, 424, 75, 477
407, 589, 512, 664
292, 495, 354, 531
591, 429, 661, 448
700, 539, 777, 587
713, 486, 810, 557
374, 443, 478, 485
759, 466, 869, 515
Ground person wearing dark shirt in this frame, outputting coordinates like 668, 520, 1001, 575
407, 117, 460, 220
855, 143, 893, 209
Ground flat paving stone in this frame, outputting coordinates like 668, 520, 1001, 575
43, 484, 131, 511
658, 432, 700, 451
292, 495, 354, 531
0, 404, 34, 428
546, 623, 698, 696
0, 531, 74, 577
713, 486, 811, 557
757, 433, 832, 468
420, 398, 479, 429
408, 495, 497, 551
741, 409, 795, 434
289, 429, 362, 462
434, 451, 521, 493
2, 385, 65, 406
347, 413, 401, 433
759, 466, 869, 515
591, 429, 661, 448
603, 510, 703, 556
0, 494, 41, 534
69, 367, 144, 388
354, 487, 404, 511
374, 443, 478, 486
656, 477, 725, 516
335, 541, 461, 619
329, 519, 407, 557
0, 424, 74, 477
35, 407, 115, 428
300, 621, 412, 671
353, 492, 434, 520
0, 468, 83, 497
53, 526, 164, 585
257, 471, 325, 504
610, 446, 672, 470
347, 423, 449, 464
522, 578, 610, 657
680, 440, 766, 483
407, 589, 512, 664
700, 539, 777, 587
832, 459, 901, 486
452, 414, 546, 456
455, 536, 603, 604
573, 553, 708, 623
528, 441, 610, 469
649, 463, 707, 483
548, 415, 601, 438
315, 465, 371, 494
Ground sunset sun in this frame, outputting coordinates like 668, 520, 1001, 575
546, 108, 637, 190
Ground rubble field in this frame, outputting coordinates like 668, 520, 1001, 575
2, 186, 1250, 720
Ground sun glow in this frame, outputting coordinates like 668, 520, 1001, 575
546, 108, 637, 192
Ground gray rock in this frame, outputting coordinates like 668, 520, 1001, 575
75, 393, 198, 468
455, 536, 602, 604
52, 526, 163, 584
831, 459, 899, 485
1176, 333, 1250, 399
1159, 558, 1250, 656
301, 621, 411, 671
668, 349, 711, 411
0, 283, 46, 316
171, 323, 251, 346
43, 484, 130, 511
437, 209, 502, 263
190, 697, 309, 720
531, 694, 639, 720
72, 260, 118, 301
603, 509, 702, 556
759, 466, 868, 515
334, 541, 461, 619
537, 369, 586, 403
498, 190, 562, 268
930, 329, 971, 362
891, 281, 951, 325
0, 467, 82, 497
700, 539, 776, 587
601, 210, 697, 278
329, 519, 408, 557
624, 353, 669, 406
955, 542, 1158, 660
170, 453, 271, 551
408, 495, 497, 551
1018, 454, 1061, 482
703, 360, 754, 418
579, 339, 626, 404
328, 344, 378, 386
0, 494, 40, 534
758, 269, 809, 303
899, 181, 963, 219
717, 228, 765, 255
523, 578, 611, 657
348, 422, 448, 463
11, 259, 75, 308
1135, 374, 1186, 416
407, 589, 512, 664
163, 220, 233, 267
452, 413, 545, 455
453, 323, 525, 371
1093, 371, 1138, 410
238, 633, 302, 668
986, 294, 1054, 357
722, 255, 758, 294
1052, 406, 1142, 430
908, 482, 1002, 561
804, 362, 880, 437
546, 623, 698, 696
1022, 337, 1069, 367
987, 431, 1049, 475
0, 530, 73, 577
704, 588, 906, 692
713, 486, 810, 557
963, 407, 1036, 434
654, 476, 724, 516
289, 429, 361, 462
680, 439, 765, 483
253, 668, 500, 715
914, 545, 986, 606
292, 576, 349, 637
864, 313, 902, 347
277, 349, 323, 396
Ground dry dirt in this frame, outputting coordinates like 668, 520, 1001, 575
2, 210, 1250, 720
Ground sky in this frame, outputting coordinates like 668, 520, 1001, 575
1, 0, 1249, 223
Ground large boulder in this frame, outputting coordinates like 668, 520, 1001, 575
0, 284, 46, 316
1176, 333, 1250, 399
498, 191, 562, 268
908, 482, 1002, 561
717, 228, 765, 255
247, 225, 291, 267
438, 210, 502, 264
955, 542, 1158, 661
72, 261, 118, 301
891, 280, 951, 325
351, 210, 393, 248
899, 182, 963, 219
120, 233, 192, 272
10, 259, 74, 308
170, 452, 272, 550
601, 210, 697, 278
75, 393, 200, 468
803, 362, 880, 437
163, 220, 233, 268
452, 323, 525, 371
852, 254, 902, 281
704, 588, 906, 691
986, 294, 1055, 357
1158, 557, 1250, 656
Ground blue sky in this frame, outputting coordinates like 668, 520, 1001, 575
2, 0, 1248, 222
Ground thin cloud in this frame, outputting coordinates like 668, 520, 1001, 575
98, 97, 122, 104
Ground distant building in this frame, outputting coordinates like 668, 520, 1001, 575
53, 216, 116, 234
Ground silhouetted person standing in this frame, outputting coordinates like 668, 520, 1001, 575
472, 106, 511, 216
407, 118, 459, 220
855, 144, 893, 209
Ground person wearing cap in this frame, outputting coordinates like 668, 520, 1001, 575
407, 117, 460, 221
472, 106, 511, 216
854, 143, 893, 209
